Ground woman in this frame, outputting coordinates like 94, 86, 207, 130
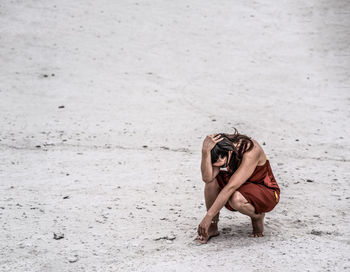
196, 129, 280, 244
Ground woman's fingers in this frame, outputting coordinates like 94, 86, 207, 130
197, 226, 202, 236
199, 226, 205, 238
214, 134, 223, 140
205, 134, 224, 147
214, 137, 224, 143
208, 134, 221, 139
202, 227, 207, 237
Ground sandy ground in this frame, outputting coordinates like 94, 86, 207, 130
1, 0, 350, 271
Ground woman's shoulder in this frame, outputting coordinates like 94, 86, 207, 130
244, 139, 267, 165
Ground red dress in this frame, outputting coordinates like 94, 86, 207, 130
216, 159, 280, 214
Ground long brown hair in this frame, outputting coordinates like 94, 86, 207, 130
210, 128, 254, 173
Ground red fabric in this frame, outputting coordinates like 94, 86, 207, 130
216, 159, 280, 214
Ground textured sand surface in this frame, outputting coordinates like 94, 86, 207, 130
1, 0, 350, 271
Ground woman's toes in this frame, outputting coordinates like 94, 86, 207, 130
195, 235, 207, 244
249, 232, 264, 238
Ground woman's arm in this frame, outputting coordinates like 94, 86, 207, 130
200, 134, 223, 183
206, 151, 259, 218
201, 150, 220, 183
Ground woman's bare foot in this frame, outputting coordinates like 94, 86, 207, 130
249, 213, 265, 237
196, 224, 220, 244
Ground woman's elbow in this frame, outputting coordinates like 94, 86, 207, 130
226, 183, 239, 193
202, 177, 211, 183
202, 176, 215, 184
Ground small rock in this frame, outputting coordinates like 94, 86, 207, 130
212, 119, 216, 122
68, 255, 79, 263
53, 232, 64, 240
306, 179, 314, 183
311, 230, 322, 236
35, 145, 41, 148
142, 145, 148, 148
58, 105, 65, 109
63, 196, 70, 199
295, 139, 299, 141
154, 235, 176, 241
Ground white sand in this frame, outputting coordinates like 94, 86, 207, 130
0, 0, 349, 271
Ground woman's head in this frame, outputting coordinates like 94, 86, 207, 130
210, 135, 234, 166
210, 129, 254, 172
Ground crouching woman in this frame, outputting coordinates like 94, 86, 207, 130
196, 129, 280, 244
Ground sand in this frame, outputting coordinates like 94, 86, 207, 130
0, 0, 349, 271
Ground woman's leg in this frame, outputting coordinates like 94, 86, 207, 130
197, 179, 221, 244
228, 191, 265, 237
204, 178, 221, 221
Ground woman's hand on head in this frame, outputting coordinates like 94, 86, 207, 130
202, 134, 223, 152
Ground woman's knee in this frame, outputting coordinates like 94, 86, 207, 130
229, 191, 245, 210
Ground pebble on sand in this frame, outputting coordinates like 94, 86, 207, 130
53, 232, 64, 240
154, 235, 176, 241
311, 230, 322, 236
68, 255, 79, 263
